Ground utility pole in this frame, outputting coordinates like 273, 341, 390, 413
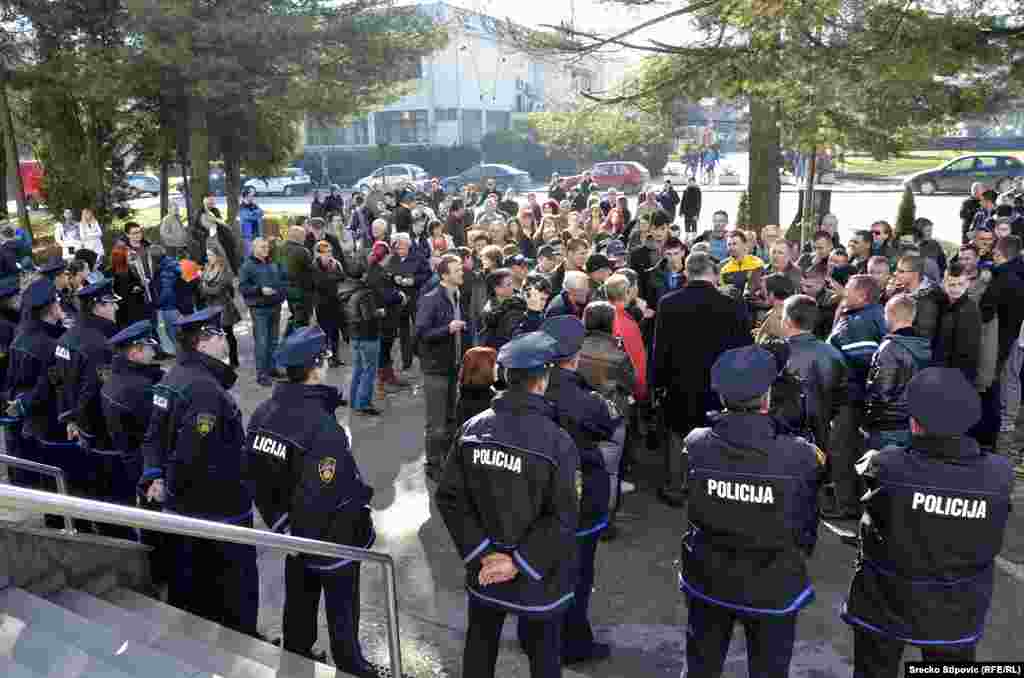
0, 69, 31, 236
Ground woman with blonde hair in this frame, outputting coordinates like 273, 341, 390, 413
79, 208, 105, 259
200, 241, 241, 367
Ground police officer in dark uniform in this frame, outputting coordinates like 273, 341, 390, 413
27, 257, 76, 325
140, 306, 258, 637
246, 326, 384, 677
54, 278, 124, 531
0, 284, 21, 395
841, 367, 1014, 677
437, 331, 580, 678
520, 315, 617, 665
679, 345, 823, 678
101, 320, 164, 547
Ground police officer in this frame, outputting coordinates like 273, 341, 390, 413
679, 345, 823, 678
5, 278, 76, 527
437, 331, 579, 678
0, 284, 21, 395
841, 367, 1014, 677
30, 257, 76, 323
520, 315, 617, 665
246, 326, 383, 676
53, 277, 124, 535
140, 306, 258, 636
101, 321, 164, 550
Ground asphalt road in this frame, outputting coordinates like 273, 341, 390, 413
218, 321, 1024, 678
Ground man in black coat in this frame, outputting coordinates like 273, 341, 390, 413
652, 252, 752, 506
680, 177, 702, 234
960, 182, 985, 244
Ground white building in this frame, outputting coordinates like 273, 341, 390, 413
302, 2, 606, 150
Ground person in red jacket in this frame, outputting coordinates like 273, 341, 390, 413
603, 273, 648, 403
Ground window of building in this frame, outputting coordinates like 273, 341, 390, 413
376, 110, 429, 144
436, 108, 459, 122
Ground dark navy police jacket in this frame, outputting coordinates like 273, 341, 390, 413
54, 313, 119, 449
7, 318, 68, 442
546, 366, 618, 537
681, 412, 821, 614
140, 350, 251, 522
842, 434, 1013, 644
437, 390, 580, 618
246, 382, 374, 571
101, 354, 164, 459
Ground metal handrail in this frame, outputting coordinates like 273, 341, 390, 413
0, 484, 403, 677
0, 454, 75, 534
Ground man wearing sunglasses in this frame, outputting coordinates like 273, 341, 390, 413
140, 306, 258, 639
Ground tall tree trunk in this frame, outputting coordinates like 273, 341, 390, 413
188, 93, 210, 220
747, 95, 780, 228
0, 76, 31, 237
0, 132, 7, 218
160, 156, 170, 219
223, 138, 242, 271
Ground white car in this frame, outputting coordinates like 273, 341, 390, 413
354, 164, 430, 194
243, 167, 312, 197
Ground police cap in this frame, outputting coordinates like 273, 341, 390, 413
174, 306, 224, 334
108, 320, 158, 348
604, 239, 627, 259
0, 284, 19, 300
23, 278, 57, 310
906, 367, 981, 436
274, 326, 328, 369
37, 257, 66, 278
711, 346, 777, 403
76, 277, 121, 304
497, 331, 559, 372
542, 315, 585, 361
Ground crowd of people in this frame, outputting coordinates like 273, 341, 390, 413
0, 170, 1020, 678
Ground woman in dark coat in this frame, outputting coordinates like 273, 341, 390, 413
111, 243, 151, 330
456, 347, 498, 428
311, 239, 347, 365
366, 241, 407, 388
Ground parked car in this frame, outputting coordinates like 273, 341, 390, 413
443, 163, 533, 195
563, 161, 651, 194
126, 173, 160, 198
354, 163, 431, 195
243, 167, 313, 197
904, 154, 1024, 195
18, 160, 44, 208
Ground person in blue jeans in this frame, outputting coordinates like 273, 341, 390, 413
344, 275, 384, 416
239, 237, 286, 386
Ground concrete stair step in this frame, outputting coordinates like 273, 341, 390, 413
51, 589, 320, 678
0, 587, 209, 678
0, 610, 136, 678
102, 587, 339, 677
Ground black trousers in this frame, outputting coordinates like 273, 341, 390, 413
853, 628, 976, 678
167, 515, 259, 637
684, 214, 698, 233
399, 294, 419, 369
684, 595, 798, 678
464, 596, 563, 678
829, 404, 863, 513
283, 556, 369, 673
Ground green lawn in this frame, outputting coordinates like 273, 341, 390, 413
841, 150, 1024, 177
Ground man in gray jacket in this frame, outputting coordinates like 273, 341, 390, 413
159, 199, 189, 259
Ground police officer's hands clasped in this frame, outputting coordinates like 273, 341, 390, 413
478, 552, 518, 586
146, 478, 166, 502
449, 319, 467, 334
66, 422, 80, 440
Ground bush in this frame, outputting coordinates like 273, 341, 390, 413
895, 187, 916, 234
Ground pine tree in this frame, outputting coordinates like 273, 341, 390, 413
736, 191, 751, 229
895, 187, 916, 235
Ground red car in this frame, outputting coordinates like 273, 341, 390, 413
562, 161, 651, 195
19, 160, 44, 207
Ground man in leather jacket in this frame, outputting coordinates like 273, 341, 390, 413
781, 295, 848, 454
863, 294, 932, 450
